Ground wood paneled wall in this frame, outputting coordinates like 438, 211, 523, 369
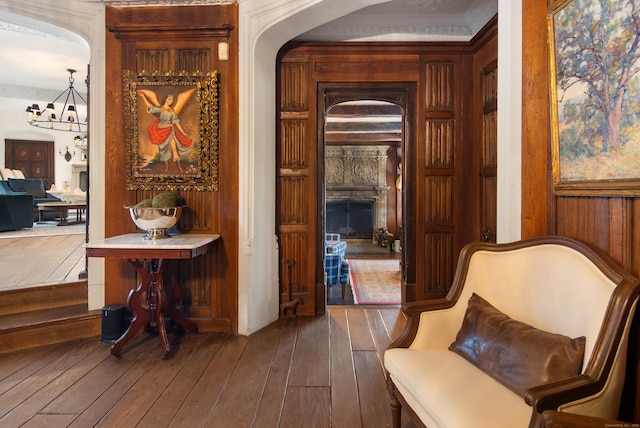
104, 5, 238, 332
277, 18, 498, 311
523, 2, 639, 421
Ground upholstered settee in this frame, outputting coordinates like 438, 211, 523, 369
541, 410, 632, 427
0, 180, 33, 231
6, 178, 61, 221
384, 236, 640, 428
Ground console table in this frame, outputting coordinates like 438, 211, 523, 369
86, 233, 220, 358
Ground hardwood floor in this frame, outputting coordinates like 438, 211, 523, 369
0, 234, 86, 291
0, 307, 418, 428
0, 235, 417, 426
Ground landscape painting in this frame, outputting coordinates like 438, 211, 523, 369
548, 0, 640, 195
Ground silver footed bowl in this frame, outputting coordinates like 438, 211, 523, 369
126, 206, 184, 240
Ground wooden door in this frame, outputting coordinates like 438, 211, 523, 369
416, 59, 463, 299
277, 58, 318, 316
4, 139, 55, 188
480, 60, 498, 242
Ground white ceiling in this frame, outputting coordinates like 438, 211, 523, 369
0, 0, 497, 93
298, 0, 497, 41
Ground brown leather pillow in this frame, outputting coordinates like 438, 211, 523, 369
449, 293, 586, 397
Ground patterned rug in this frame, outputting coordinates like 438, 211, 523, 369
348, 258, 401, 304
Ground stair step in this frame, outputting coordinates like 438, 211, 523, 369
0, 281, 88, 316
0, 303, 90, 331
0, 307, 101, 354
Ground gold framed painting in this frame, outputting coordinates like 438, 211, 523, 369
123, 70, 219, 191
548, 0, 640, 196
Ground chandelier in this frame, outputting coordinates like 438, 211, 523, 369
25, 68, 87, 133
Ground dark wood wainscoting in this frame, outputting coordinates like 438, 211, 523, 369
104, 5, 239, 333
522, 2, 640, 421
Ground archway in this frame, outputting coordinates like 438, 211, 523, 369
323, 99, 403, 305
316, 84, 416, 312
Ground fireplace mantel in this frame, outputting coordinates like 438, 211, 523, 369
326, 145, 390, 232
71, 164, 88, 192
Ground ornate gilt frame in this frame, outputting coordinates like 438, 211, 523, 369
123, 70, 219, 191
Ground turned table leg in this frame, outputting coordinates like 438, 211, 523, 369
110, 259, 152, 357
163, 260, 198, 334
111, 258, 197, 358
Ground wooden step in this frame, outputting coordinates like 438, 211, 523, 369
0, 281, 88, 316
0, 281, 101, 354
0, 306, 101, 354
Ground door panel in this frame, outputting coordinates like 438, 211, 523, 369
277, 60, 317, 316
5, 139, 55, 188
418, 60, 461, 299
480, 60, 498, 243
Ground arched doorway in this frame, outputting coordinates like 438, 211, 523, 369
322, 99, 403, 305
0, 4, 106, 313
316, 83, 417, 313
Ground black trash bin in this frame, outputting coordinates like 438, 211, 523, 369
101, 304, 127, 342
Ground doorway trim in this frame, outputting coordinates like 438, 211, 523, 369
316, 82, 417, 312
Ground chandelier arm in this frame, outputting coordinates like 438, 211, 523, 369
25, 68, 88, 133
72, 88, 88, 105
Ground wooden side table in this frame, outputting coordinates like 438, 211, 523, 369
86, 233, 219, 358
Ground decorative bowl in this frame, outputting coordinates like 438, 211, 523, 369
126, 206, 184, 240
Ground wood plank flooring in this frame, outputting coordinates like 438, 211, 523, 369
0, 307, 418, 428
0, 235, 85, 291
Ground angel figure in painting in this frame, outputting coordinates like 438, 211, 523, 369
137, 87, 196, 172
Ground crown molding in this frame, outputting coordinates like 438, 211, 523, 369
296, 0, 497, 42
103, 0, 233, 6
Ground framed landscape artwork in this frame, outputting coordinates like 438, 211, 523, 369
123, 70, 219, 191
548, 0, 640, 195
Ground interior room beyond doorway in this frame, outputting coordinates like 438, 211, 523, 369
324, 99, 404, 306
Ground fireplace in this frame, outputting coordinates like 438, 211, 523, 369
71, 164, 88, 192
326, 200, 373, 238
325, 145, 390, 239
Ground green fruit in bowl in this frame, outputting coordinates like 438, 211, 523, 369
151, 191, 185, 208
134, 198, 153, 208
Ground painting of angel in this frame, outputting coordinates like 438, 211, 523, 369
136, 86, 198, 174
124, 70, 219, 191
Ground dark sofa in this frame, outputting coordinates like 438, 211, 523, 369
6, 178, 62, 222
0, 181, 33, 231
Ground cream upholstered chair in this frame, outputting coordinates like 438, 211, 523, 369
384, 236, 640, 428
0, 168, 14, 180
0, 168, 25, 180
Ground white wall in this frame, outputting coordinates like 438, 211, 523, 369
0, 0, 107, 311
497, 0, 522, 243
0, 96, 87, 187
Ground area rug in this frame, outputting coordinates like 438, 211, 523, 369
348, 258, 401, 304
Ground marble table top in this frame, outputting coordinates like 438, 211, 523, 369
87, 233, 220, 250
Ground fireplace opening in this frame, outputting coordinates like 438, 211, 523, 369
79, 171, 88, 192
326, 200, 373, 238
